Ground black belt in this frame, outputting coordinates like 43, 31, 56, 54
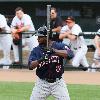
43, 77, 62, 83
25, 36, 30, 38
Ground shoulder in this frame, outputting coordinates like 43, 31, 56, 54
23, 14, 31, 19
32, 46, 39, 51
53, 42, 65, 49
73, 24, 81, 29
12, 16, 18, 21
56, 16, 62, 21
0, 14, 6, 19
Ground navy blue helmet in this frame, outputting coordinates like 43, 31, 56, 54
36, 26, 47, 36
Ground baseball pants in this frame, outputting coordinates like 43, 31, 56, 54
30, 77, 70, 100
12, 35, 38, 62
0, 34, 12, 61
72, 45, 89, 67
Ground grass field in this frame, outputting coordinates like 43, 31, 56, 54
0, 82, 100, 100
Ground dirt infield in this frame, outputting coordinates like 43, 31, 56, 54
0, 69, 100, 85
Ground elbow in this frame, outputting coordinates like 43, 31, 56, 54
29, 65, 33, 70
28, 62, 33, 70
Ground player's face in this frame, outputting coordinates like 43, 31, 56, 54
16, 10, 24, 19
66, 21, 75, 29
38, 36, 47, 45
50, 10, 57, 19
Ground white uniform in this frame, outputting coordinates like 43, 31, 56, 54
91, 29, 100, 70
11, 14, 38, 62
61, 24, 89, 67
0, 14, 12, 65
93, 29, 100, 61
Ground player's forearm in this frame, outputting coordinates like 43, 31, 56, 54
94, 35, 100, 50
19, 25, 30, 32
52, 26, 61, 33
29, 60, 39, 69
54, 49, 67, 58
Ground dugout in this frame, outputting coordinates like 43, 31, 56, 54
0, 0, 100, 31
0, 0, 100, 68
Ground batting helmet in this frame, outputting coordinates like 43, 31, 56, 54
36, 26, 47, 36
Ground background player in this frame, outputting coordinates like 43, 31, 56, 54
28, 26, 70, 100
0, 14, 12, 66
59, 16, 89, 71
11, 7, 38, 64
91, 29, 100, 72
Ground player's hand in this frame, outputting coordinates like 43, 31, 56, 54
38, 55, 49, 63
29, 60, 39, 69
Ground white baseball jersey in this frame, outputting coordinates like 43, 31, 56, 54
61, 24, 86, 50
11, 14, 35, 38
0, 14, 10, 36
61, 24, 89, 67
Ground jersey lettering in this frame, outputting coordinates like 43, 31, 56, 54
38, 55, 60, 68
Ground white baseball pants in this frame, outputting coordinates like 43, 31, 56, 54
72, 45, 89, 67
30, 78, 70, 100
12, 35, 38, 62
0, 34, 12, 62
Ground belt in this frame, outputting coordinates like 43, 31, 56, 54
25, 36, 30, 38
43, 77, 62, 83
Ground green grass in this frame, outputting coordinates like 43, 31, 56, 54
0, 82, 100, 100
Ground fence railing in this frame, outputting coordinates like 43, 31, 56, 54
0, 31, 100, 70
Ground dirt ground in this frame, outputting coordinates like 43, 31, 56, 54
0, 69, 100, 85
0, 50, 100, 85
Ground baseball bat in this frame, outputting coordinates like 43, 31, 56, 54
47, 5, 51, 48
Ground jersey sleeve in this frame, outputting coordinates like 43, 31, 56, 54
11, 17, 17, 28
28, 49, 37, 66
24, 15, 32, 26
71, 24, 82, 36
0, 15, 7, 28
60, 25, 68, 34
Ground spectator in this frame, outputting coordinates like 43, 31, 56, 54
0, 14, 12, 66
59, 16, 89, 71
11, 7, 38, 64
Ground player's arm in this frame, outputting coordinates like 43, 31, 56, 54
29, 60, 39, 70
52, 26, 62, 33
53, 49, 67, 58
94, 35, 100, 56
94, 35, 100, 49
28, 50, 39, 70
59, 31, 77, 41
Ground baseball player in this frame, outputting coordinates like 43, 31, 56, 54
0, 14, 12, 65
28, 26, 71, 100
91, 29, 100, 72
11, 7, 38, 64
59, 16, 89, 70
